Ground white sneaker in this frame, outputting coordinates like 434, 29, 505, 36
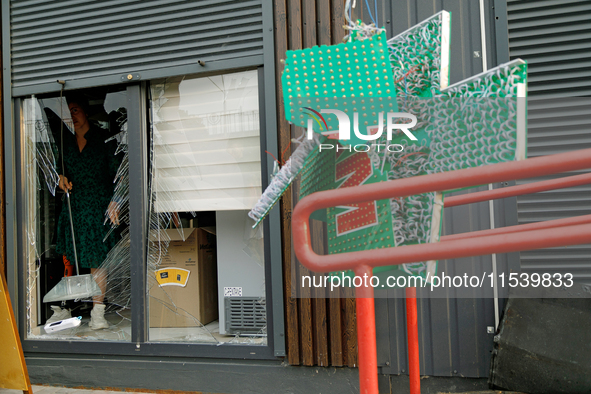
89, 304, 109, 330
46, 305, 72, 324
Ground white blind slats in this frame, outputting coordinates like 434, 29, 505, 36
154, 190, 262, 212
153, 124, 259, 145
154, 172, 262, 192
151, 70, 261, 212
154, 146, 261, 169
154, 135, 261, 155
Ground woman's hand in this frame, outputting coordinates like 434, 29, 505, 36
108, 201, 120, 225
59, 175, 73, 193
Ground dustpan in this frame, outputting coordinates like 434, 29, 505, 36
43, 92, 102, 303
43, 273, 102, 302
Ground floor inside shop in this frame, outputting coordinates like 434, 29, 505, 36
29, 307, 266, 345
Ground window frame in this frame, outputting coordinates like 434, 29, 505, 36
12, 66, 284, 360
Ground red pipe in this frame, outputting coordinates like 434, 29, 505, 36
292, 148, 591, 273
355, 265, 379, 394
405, 287, 420, 394
294, 148, 591, 212
291, 148, 591, 394
295, 222, 591, 273
441, 214, 591, 242
445, 172, 591, 207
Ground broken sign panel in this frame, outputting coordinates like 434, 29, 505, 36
249, 10, 527, 290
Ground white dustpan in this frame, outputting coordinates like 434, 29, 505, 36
43, 273, 102, 302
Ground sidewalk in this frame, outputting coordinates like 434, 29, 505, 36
0, 386, 159, 394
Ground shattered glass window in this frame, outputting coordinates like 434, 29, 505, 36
23, 89, 131, 341
148, 70, 267, 345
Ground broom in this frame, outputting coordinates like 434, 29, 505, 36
43, 83, 102, 303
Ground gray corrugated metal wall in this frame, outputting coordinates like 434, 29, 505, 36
507, 0, 591, 283
359, 0, 509, 378
375, 190, 513, 378
9, 0, 264, 95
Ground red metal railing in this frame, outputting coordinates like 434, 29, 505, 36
292, 148, 591, 394
444, 172, 591, 208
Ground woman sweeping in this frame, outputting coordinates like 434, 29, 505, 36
51, 96, 123, 330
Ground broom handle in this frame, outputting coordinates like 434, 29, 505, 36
65, 191, 80, 275
59, 83, 80, 275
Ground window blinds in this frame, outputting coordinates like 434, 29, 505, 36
150, 70, 262, 212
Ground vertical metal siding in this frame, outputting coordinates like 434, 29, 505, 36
374, 1, 501, 378
10, 0, 264, 93
507, 0, 591, 283
377, 190, 507, 378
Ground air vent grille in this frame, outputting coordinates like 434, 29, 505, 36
225, 297, 266, 335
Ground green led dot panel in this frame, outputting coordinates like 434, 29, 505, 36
282, 31, 398, 147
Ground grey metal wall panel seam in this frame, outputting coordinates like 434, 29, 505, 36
260, 0, 285, 358
2, 0, 19, 320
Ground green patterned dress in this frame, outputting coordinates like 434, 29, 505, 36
55, 126, 123, 269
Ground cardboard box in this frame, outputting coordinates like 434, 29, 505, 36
149, 228, 218, 327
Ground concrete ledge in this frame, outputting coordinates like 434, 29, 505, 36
26, 356, 360, 394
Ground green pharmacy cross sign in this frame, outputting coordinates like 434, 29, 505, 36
249, 11, 527, 283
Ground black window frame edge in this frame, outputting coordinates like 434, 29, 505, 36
491, 0, 521, 276
3, 0, 18, 322
4, 0, 285, 361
